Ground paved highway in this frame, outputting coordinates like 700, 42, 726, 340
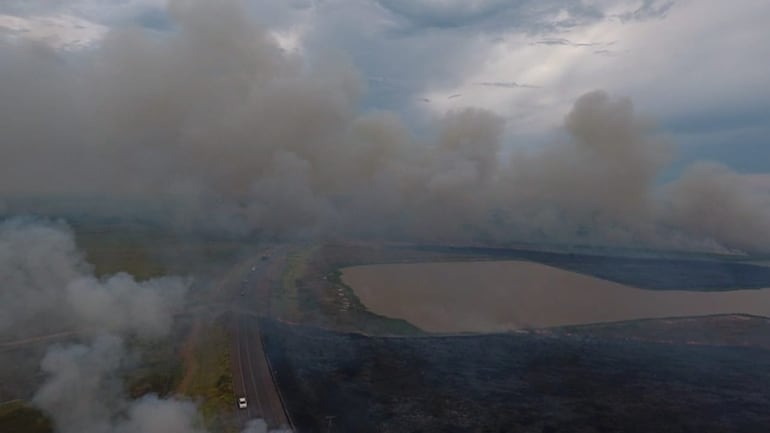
227, 245, 293, 431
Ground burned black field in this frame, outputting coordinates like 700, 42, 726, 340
262, 318, 770, 433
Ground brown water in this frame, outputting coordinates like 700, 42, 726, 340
342, 261, 770, 333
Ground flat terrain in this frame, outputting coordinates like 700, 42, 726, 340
418, 246, 770, 290
262, 316, 770, 433
343, 260, 770, 332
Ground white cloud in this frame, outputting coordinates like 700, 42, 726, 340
2, 0, 770, 168
411, 0, 770, 142
0, 13, 107, 50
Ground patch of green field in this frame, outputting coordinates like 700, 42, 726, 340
124, 335, 184, 399
325, 268, 422, 335
181, 323, 236, 433
274, 246, 319, 320
74, 228, 173, 280
74, 225, 250, 280
0, 400, 52, 433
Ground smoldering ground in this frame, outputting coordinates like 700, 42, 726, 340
0, 1, 768, 252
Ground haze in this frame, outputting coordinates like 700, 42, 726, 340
0, 0, 769, 252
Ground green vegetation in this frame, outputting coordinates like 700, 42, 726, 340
75, 227, 175, 280
74, 225, 249, 280
179, 322, 236, 433
79, 239, 168, 280
274, 246, 318, 320
124, 335, 184, 399
0, 400, 52, 433
324, 268, 422, 335
271, 244, 423, 334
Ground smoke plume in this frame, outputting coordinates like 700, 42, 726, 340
0, 0, 768, 252
0, 218, 188, 340
33, 335, 209, 433
0, 218, 282, 433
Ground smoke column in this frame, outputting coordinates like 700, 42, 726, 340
0, 0, 768, 252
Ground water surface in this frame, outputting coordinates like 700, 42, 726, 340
343, 261, 770, 332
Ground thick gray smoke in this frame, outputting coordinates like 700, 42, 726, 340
33, 335, 208, 433
0, 0, 768, 252
34, 335, 283, 433
0, 218, 188, 340
0, 218, 279, 433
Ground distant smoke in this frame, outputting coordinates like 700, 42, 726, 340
663, 162, 770, 252
0, 0, 768, 252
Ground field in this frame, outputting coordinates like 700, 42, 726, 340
269, 243, 425, 335
176, 318, 237, 433
342, 260, 770, 332
0, 400, 51, 433
418, 246, 770, 290
261, 317, 770, 433
74, 227, 252, 280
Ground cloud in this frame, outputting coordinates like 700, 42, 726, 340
374, 0, 516, 29
374, 0, 604, 32
529, 37, 597, 47
0, 13, 107, 50
476, 81, 541, 89
616, 0, 675, 23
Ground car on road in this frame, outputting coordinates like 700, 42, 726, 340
237, 397, 247, 409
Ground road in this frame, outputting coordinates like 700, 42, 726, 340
227, 245, 293, 431
0, 244, 296, 430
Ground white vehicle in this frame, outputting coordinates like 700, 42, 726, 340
237, 397, 247, 409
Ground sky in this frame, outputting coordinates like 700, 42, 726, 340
0, 0, 769, 253
1, 0, 768, 172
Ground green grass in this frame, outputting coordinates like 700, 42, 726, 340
274, 246, 318, 320
181, 323, 236, 433
124, 335, 184, 399
325, 268, 422, 335
74, 227, 249, 280
0, 400, 52, 433
74, 228, 170, 279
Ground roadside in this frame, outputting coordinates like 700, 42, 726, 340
176, 318, 237, 433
